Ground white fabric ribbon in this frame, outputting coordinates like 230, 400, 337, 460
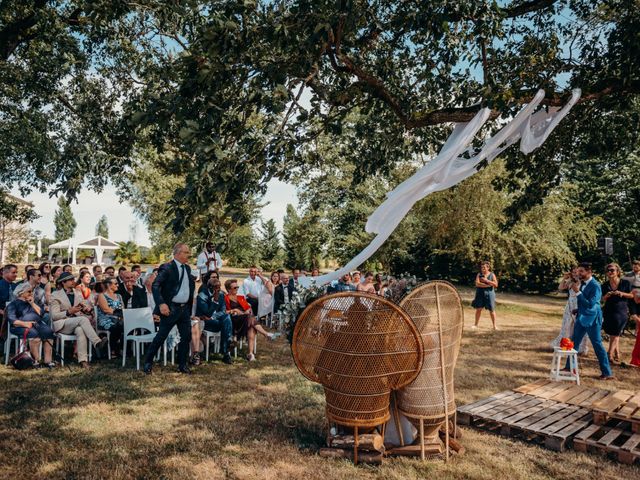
300, 89, 581, 288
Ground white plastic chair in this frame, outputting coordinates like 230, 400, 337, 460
4, 331, 20, 365
122, 307, 155, 370
162, 325, 178, 366
203, 330, 221, 361
93, 306, 111, 360
56, 331, 82, 366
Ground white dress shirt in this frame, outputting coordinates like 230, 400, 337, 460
576, 276, 592, 296
241, 276, 263, 298
196, 250, 224, 275
172, 259, 190, 303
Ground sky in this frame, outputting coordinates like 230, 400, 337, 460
12, 178, 298, 247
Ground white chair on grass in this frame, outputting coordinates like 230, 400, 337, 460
203, 330, 221, 361
4, 330, 20, 365
162, 325, 178, 366
56, 332, 81, 366
92, 306, 111, 360
122, 307, 155, 370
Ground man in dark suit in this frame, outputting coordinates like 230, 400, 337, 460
274, 273, 295, 313
118, 271, 148, 309
143, 243, 195, 374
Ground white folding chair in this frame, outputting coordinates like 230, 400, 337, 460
93, 306, 111, 360
4, 331, 20, 365
203, 330, 221, 361
122, 307, 155, 370
56, 331, 81, 366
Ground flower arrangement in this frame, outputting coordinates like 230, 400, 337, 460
280, 283, 327, 343
559, 337, 574, 351
383, 273, 418, 304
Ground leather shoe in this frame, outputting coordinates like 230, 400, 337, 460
178, 365, 191, 374
222, 354, 233, 365
143, 362, 153, 375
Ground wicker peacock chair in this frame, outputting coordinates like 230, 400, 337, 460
292, 292, 424, 463
395, 280, 464, 460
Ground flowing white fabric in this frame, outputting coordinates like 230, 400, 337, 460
300, 89, 581, 288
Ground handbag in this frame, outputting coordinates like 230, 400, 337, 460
10, 329, 35, 370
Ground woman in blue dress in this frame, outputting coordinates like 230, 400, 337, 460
471, 261, 499, 330
96, 277, 124, 357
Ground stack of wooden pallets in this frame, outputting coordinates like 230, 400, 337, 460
457, 379, 640, 464
572, 390, 640, 464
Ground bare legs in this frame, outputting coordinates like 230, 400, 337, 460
608, 335, 621, 362
474, 308, 498, 330
29, 339, 53, 364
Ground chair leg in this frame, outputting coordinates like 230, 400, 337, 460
163, 342, 167, 366
205, 337, 210, 362
60, 338, 65, 366
122, 339, 127, 367
136, 342, 140, 371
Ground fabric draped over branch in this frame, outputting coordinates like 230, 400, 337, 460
300, 88, 581, 288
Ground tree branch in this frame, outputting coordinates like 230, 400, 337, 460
502, 0, 559, 18
0, 0, 47, 60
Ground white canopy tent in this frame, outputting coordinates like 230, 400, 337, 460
48, 236, 120, 265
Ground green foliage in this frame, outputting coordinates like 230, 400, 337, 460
53, 197, 76, 241
114, 240, 141, 264
95, 215, 109, 238
282, 204, 326, 270
225, 225, 259, 267
257, 219, 282, 271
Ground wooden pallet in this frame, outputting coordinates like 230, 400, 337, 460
592, 390, 637, 425
457, 391, 592, 451
513, 380, 612, 408
604, 393, 640, 432
573, 420, 640, 465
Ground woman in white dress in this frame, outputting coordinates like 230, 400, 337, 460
551, 267, 588, 354
257, 271, 279, 320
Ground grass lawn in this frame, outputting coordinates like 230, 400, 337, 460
1, 289, 639, 479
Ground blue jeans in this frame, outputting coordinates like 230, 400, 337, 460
203, 313, 232, 355
567, 320, 612, 377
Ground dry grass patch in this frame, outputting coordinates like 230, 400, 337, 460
0, 289, 639, 479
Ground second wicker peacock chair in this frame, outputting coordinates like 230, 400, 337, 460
395, 280, 464, 460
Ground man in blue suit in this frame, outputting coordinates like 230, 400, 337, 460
567, 262, 614, 380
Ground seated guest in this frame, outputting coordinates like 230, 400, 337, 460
118, 271, 148, 309
225, 279, 274, 362
38, 262, 53, 305
274, 273, 294, 313
91, 265, 103, 284
143, 269, 158, 311
26, 268, 47, 315
196, 278, 233, 364
75, 270, 96, 327
17, 264, 35, 284
63, 264, 73, 274
311, 268, 320, 277
104, 266, 115, 277
289, 268, 302, 290
241, 266, 264, 316
373, 273, 384, 295
6, 283, 55, 368
258, 272, 279, 318
50, 265, 63, 285
357, 271, 377, 293
351, 271, 362, 287
0, 264, 18, 317
327, 273, 356, 293
50, 272, 107, 368
96, 277, 125, 357
117, 266, 127, 287
131, 265, 143, 286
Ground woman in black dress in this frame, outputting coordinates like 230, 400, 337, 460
602, 263, 633, 363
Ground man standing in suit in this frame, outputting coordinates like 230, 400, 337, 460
274, 273, 294, 313
143, 243, 195, 374
118, 271, 148, 309
568, 262, 614, 380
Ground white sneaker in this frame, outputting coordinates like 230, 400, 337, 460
247, 353, 256, 362
471, 325, 477, 330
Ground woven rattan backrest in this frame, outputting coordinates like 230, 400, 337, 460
293, 292, 424, 427
396, 281, 464, 425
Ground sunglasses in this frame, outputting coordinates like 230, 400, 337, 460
607, 268, 616, 273
230, 286, 239, 290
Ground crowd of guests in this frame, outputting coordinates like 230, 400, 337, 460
551, 260, 640, 375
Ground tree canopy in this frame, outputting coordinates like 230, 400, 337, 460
1, 1, 639, 282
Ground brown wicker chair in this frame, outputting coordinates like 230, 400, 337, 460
293, 292, 424, 463
396, 281, 464, 460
